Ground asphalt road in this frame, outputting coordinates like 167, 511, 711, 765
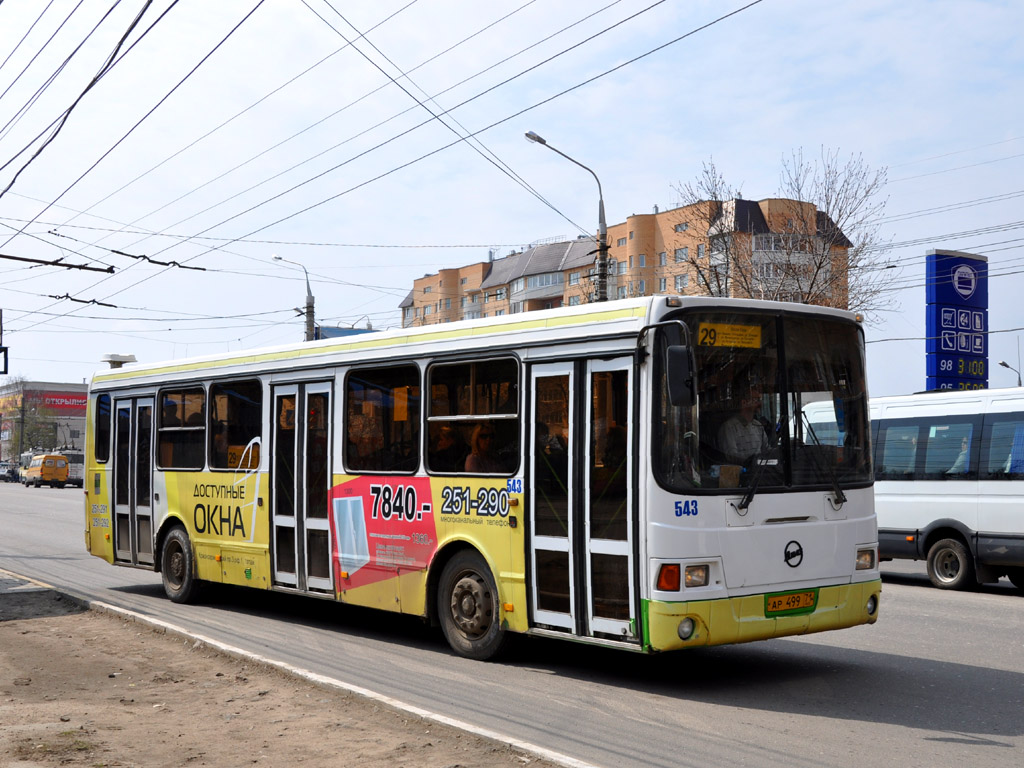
1, 483, 1022, 768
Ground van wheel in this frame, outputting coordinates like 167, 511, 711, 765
926, 538, 975, 590
160, 526, 202, 604
437, 550, 508, 660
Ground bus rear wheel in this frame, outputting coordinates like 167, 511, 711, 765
160, 526, 202, 604
437, 551, 507, 660
926, 538, 975, 590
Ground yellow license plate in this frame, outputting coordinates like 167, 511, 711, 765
765, 589, 818, 616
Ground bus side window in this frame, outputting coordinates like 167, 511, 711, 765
426, 358, 519, 476
158, 388, 206, 469
209, 380, 262, 470
345, 365, 421, 474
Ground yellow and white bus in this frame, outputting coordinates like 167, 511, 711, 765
84, 296, 880, 659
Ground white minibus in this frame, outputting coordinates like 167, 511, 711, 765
871, 388, 1024, 591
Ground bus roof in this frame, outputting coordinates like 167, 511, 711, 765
90, 295, 861, 390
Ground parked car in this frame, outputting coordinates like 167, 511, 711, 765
0, 462, 17, 482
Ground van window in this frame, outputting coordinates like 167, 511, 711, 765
877, 423, 920, 479
980, 412, 1024, 478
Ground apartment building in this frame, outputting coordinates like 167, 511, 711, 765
400, 198, 851, 327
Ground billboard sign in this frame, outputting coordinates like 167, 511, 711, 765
925, 250, 988, 390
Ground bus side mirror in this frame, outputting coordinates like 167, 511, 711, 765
666, 345, 695, 408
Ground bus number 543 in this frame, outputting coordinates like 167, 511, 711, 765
675, 500, 699, 517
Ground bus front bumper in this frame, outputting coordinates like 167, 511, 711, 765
642, 579, 881, 652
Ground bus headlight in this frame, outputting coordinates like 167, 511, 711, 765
684, 564, 709, 588
856, 548, 876, 570
677, 617, 696, 640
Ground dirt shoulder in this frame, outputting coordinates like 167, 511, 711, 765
0, 587, 566, 768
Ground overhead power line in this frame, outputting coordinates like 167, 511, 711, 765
0, 0, 261, 249
0, 251, 114, 272
0, 0, 148, 196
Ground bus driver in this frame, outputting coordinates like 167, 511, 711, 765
717, 385, 769, 463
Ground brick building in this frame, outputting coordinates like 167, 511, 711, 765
400, 198, 851, 326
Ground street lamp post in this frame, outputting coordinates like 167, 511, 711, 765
272, 254, 315, 341
998, 360, 1022, 387
525, 131, 609, 302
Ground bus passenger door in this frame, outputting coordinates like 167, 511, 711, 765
113, 397, 155, 566
529, 358, 637, 641
585, 359, 635, 639
530, 363, 575, 630
271, 383, 333, 593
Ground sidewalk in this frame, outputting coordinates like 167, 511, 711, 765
0, 573, 576, 768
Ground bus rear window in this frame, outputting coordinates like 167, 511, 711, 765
95, 394, 111, 463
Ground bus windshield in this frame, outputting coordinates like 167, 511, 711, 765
655, 309, 871, 492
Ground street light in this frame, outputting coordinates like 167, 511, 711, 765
999, 360, 1022, 387
525, 131, 609, 302
272, 254, 315, 341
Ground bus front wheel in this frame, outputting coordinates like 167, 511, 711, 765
160, 526, 202, 604
437, 551, 508, 661
926, 538, 975, 590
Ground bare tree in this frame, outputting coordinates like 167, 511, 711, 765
673, 149, 897, 321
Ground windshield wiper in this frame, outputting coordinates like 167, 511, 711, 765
737, 445, 776, 510
802, 413, 847, 506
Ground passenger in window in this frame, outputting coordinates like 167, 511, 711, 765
213, 426, 230, 467
946, 437, 970, 474
430, 426, 465, 473
717, 385, 768, 463
162, 402, 181, 427
465, 424, 501, 473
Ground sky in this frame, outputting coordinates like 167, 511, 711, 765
0, 0, 1021, 398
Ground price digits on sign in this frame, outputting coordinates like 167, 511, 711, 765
938, 358, 986, 376
440, 485, 510, 517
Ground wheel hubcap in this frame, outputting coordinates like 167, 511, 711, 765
935, 550, 960, 582
450, 572, 492, 638
168, 547, 184, 586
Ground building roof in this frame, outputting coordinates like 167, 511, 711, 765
816, 211, 853, 247
479, 237, 596, 289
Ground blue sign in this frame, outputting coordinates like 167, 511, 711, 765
925, 250, 988, 391
925, 251, 988, 308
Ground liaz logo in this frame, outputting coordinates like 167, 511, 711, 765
784, 540, 804, 568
